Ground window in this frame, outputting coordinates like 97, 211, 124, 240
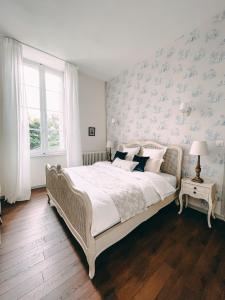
23, 60, 65, 156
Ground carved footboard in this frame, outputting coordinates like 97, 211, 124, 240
45, 164, 96, 278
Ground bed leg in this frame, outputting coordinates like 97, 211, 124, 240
47, 194, 50, 204
88, 255, 96, 279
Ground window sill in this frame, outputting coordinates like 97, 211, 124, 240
31, 152, 66, 158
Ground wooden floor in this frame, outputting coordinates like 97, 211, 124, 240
1, 189, 225, 300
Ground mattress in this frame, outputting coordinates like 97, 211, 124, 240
65, 162, 176, 237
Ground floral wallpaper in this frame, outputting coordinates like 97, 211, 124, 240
106, 10, 225, 216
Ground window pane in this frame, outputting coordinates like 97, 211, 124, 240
30, 129, 41, 150
28, 109, 41, 151
25, 86, 40, 109
24, 64, 39, 87
47, 112, 64, 150
46, 90, 63, 112
45, 71, 63, 92
23, 62, 65, 155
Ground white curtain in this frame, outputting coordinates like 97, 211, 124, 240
0, 37, 31, 203
64, 62, 82, 167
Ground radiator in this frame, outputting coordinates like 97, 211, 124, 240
82, 151, 107, 165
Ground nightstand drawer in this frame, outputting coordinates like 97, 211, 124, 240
182, 183, 209, 195
183, 188, 209, 200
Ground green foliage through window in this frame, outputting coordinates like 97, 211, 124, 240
29, 114, 60, 150
48, 114, 60, 148
29, 118, 40, 150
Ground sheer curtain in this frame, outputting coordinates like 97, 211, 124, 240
64, 62, 82, 167
0, 37, 31, 203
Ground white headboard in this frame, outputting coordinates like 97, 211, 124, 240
118, 140, 183, 188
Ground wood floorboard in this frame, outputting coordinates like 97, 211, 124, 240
19, 261, 83, 300
0, 246, 78, 295
133, 262, 173, 300
42, 267, 88, 300
2, 220, 58, 242
155, 270, 184, 300
1, 188, 225, 299
0, 272, 44, 300
0, 232, 68, 268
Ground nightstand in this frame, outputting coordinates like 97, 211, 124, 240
178, 178, 216, 228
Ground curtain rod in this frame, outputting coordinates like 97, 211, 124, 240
1, 34, 78, 69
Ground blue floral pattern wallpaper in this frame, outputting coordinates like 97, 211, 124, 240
106, 10, 225, 216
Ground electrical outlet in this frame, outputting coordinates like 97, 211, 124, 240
216, 140, 224, 147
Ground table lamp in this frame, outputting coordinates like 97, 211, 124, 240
189, 141, 208, 183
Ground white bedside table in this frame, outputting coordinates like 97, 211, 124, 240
178, 178, 216, 228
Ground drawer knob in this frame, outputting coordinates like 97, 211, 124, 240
193, 191, 196, 194
194, 187, 197, 190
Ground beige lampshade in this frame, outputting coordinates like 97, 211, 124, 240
106, 140, 112, 148
189, 141, 209, 156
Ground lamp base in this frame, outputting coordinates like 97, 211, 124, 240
192, 155, 204, 183
191, 176, 204, 183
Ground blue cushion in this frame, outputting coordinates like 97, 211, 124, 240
133, 155, 149, 172
113, 151, 128, 161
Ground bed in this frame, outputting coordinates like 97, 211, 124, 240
46, 141, 183, 278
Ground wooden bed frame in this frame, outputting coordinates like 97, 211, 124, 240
46, 141, 183, 278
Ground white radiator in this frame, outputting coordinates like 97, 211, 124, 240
82, 151, 107, 165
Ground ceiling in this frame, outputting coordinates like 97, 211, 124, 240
0, 0, 224, 81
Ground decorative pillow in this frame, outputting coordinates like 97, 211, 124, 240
123, 146, 140, 160
145, 158, 164, 173
133, 155, 149, 172
142, 147, 167, 160
113, 151, 128, 161
112, 158, 139, 172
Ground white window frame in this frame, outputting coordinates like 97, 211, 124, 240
24, 59, 66, 157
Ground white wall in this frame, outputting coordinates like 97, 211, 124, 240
31, 72, 106, 187
79, 72, 106, 152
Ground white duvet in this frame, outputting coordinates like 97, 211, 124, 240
65, 162, 176, 236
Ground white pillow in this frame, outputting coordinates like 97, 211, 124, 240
142, 147, 167, 160
112, 158, 139, 172
123, 146, 140, 160
144, 158, 164, 173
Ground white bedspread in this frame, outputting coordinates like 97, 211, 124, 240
65, 162, 176, 236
